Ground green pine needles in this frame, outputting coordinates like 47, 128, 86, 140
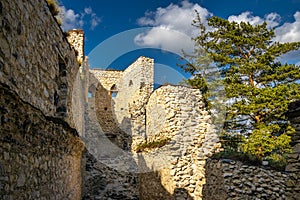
182, 11, 300, 168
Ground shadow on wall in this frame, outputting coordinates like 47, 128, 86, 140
201, 101, 300, 200
138, 154, 194, 200
202, 159, 228, 200
82, 149, 140, 200
82, 73, 194, 199
90, 72, 132, 150
82, 149, 194, 199
0, 83, 84, 199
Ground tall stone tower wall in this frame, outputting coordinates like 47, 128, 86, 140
115, 56, 154, 138
0, 1, 80, 127
90, 56, 154, 150
66, 29, 85, 64
0, 0, 84, 199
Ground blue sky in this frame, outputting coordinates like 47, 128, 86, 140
58, 0, 300, 84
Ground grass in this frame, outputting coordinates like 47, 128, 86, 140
46, 0, 59, 16
45, 0, 62, 25
135, 138, 171, 153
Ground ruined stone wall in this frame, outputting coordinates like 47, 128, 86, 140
88, 70, 129, 148
66, 30, 85, 64
89, 69, 123, 91
0, 84, 84, 199
81, 79, 139, 199
114, 56, 154, 137
0, 0, 85, 199
67, 30, 89, 136
140, 85, 221, 200
90, 57, 154, 150
89, 69, 124, 135
0, 0, 79, 127
203, 159, 289, 200
286, 101, 300, 198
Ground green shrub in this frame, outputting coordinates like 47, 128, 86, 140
241, 124, 292, 161
265, 153, 288, 171
218, 125, 292, 170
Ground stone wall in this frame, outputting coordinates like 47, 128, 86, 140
116, 56, 154, 138
90, 56, 154, 150
139, 85, 221, 200
88, 70, 129, 149
203, 159, 289, 200
66, 30, 85, 64
0, 84, 84, 199
0, 0, 84, 199
286, 100, 300, 198
0, 0, 80, 128
88, 70, 123, 138
81, 76, 139, 199
68, 30, 89, 137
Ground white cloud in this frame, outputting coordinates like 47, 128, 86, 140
265, 13, 281, 28
228, 11, 280, 29
274, 12, 300, 64
58, 6, 80, 30
228, 11, 263, 25
84, 7, 93, 15
90, 17, 101, 30
136, 1, 300, 63
227, 11, 300, 44
135, 0, 212, 54
274, 11, 300, 43
134, 26, 194, 54
59, 6, 101, 31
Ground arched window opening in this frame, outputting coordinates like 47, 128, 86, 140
110, 84, 118, 99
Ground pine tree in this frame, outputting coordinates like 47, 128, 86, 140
182, 12, 300, 163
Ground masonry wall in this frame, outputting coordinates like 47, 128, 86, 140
67, 30, 89, 137
81, 75, 139, 199
203, 159, 289, 200
90, 57, 154, 151
140, 85, 221, 200
0, 0, 79, 127
286, 101, 300, 198
114, 56, 154, 137
0, 84, 84, 199
88, 70, 123, 137
81, 58, 155, 199
0, 0, 84, 199
88, 70, 129, 149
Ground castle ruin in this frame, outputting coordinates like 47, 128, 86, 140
0, 0, 300, 199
